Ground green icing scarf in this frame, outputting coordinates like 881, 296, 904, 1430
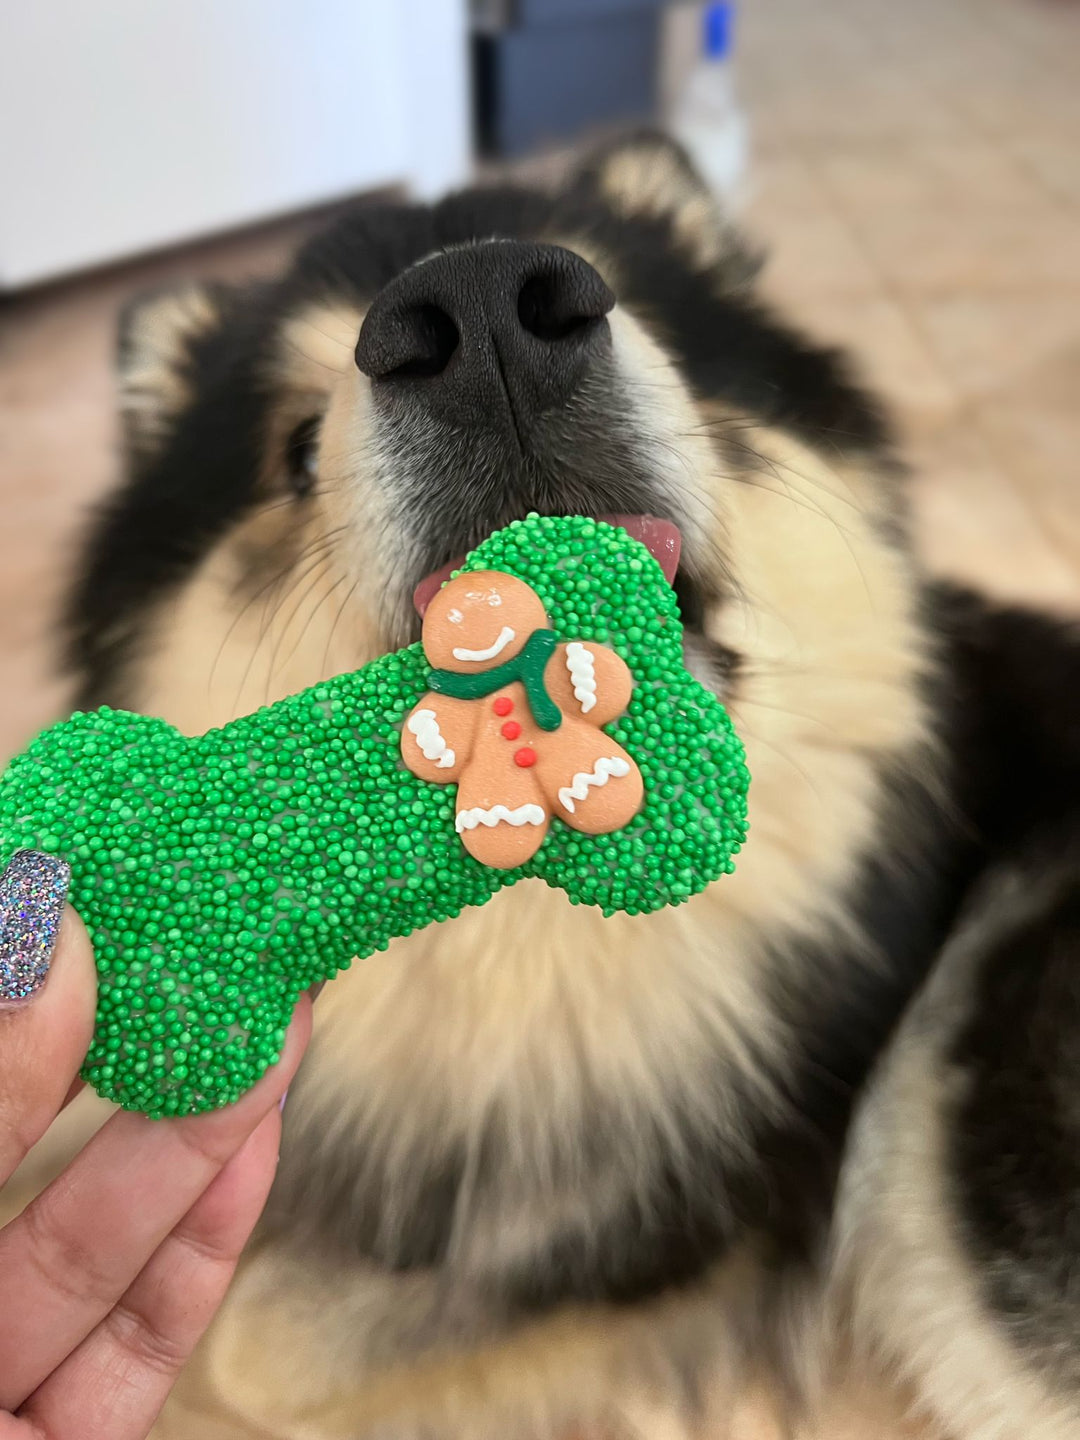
427, 628, 563, 731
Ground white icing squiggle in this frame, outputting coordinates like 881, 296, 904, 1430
407, 708, 456, 768
558, 757, 631, 814
453, 626, 515, 663
456, 803, 546, 832
565, 642, 597, 714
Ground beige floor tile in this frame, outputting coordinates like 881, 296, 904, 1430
738, 0, 880, 63
910, 415, 1080, 613
743, 154, 882, 300
976, 0, 1080, 67
975, 348, 1080, 555
813, 141, 1080, 294
842, 0, 1008, 64
862, 208, 1080, 294
877, 0, 1080, 133
913, 290, 1080, 398
813, 137, 1052, 212
918, 53, 1080, 143
743, 62, 968, 147
1004, 133, 1080, 208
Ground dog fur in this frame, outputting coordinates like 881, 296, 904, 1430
44, 133, 1080, 1438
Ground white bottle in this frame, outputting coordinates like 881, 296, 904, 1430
673, 2, 748, 205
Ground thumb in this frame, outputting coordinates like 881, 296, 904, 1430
0, 851, 97, 1184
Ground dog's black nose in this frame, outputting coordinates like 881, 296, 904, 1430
354, 242, 614, 436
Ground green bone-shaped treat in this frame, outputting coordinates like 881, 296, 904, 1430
0, 516, 749, 1116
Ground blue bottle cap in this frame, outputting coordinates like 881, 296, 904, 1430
704, 1, 734, 60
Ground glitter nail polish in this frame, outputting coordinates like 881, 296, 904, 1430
0, 850, 71, 1003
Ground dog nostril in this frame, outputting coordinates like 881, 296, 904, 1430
517, 271, 613, 344
355, 300, 459, 381
386, 304, 459, 379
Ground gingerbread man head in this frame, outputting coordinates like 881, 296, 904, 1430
421, 571, 548, 673
402, 571, 644, 869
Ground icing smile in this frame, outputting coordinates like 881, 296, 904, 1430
452, 625, 516, 663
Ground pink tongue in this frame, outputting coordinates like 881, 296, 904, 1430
412, 514, 681, 618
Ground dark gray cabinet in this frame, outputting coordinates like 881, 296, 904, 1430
473, 0, 669, 157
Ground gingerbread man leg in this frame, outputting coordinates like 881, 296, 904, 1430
537, 723, 643, 836
453, 762, 550, 868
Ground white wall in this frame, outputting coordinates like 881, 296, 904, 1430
0, 0, 471, 288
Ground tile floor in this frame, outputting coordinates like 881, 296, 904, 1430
0, 0, 1077, 1434
740, 0, 1080, 632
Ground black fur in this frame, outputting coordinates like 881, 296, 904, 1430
933, 601, 1080, 1386
68, 283, 277, 699
948, 872, 1080, 1388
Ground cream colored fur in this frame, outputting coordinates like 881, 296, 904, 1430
592, 138, 749, 276
120, 284, 221, 455
156, 1250, 763, 1440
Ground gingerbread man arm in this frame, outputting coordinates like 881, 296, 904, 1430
400, 693, 476, 783
545, 642, 635, 728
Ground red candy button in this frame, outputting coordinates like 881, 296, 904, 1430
493, 696, 513, 716
513, 747, 537, 768
501, 720, 522, 740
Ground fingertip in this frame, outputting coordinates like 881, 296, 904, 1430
179, 991, 313, 1136
286, 989, 314, 1053
0, 902, 98, 1179
42, 904, 99, 1064
271, 992, 313, 1092
243, 992, 312, 1115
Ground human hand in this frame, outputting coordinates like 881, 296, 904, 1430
0, 851, 312, 1440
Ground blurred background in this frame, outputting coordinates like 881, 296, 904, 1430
0, 2, 1077, 1434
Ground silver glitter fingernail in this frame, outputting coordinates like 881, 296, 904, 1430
0, 850, 71, 1003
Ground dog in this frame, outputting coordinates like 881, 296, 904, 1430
54, 132, 1080, 1438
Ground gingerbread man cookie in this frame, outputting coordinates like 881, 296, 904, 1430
401, 572, 644, 868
